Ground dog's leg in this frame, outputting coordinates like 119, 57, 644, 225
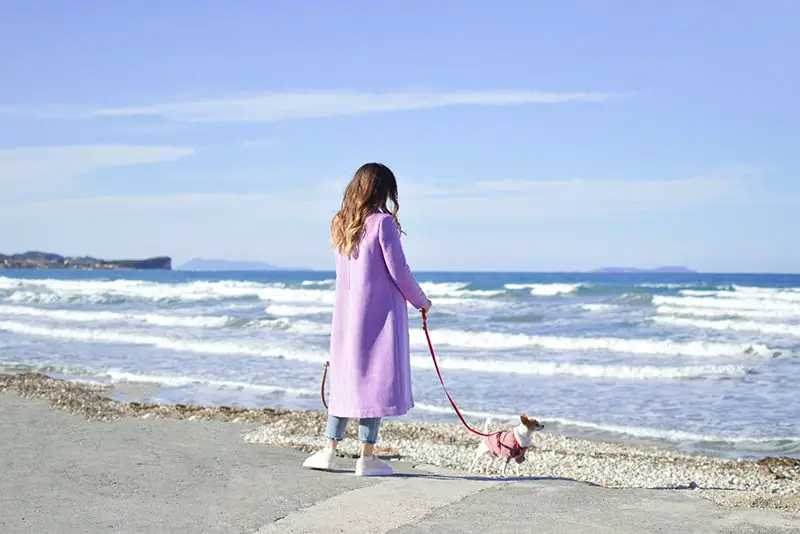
500, 460, 508, 477
469, 441, 489, 472
515, 461, 521, 477
468, 453, 482, 472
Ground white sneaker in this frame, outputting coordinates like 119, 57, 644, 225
355, 455, 394, 477
302, 447, 337, 471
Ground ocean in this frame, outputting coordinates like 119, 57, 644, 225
0, 270, 798, 460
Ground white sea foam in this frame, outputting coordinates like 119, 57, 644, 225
413, 403, 519, 422
653, 295, 800, 314
0, 277, 335, 305
505, 283, 585, 296
96, 370, 799, 448
257, 318, 331, 335
0, 320, 748, 380
409, 356, 748, 379
300, 279, 335, 287
543, 417, 800, 446
413, 404, 798, 446
582, 304, 618, 312
734, 285, 800, 293
422, 297, 506, 310
409, 328, 774, 357
0, 276, 507, 309
0, 304, 331, 334
265, 304, 333, 317
75, 370, 797, 447
107, 359, 748, 385
653, 316, 800, 337
681, 287, 800, 302
63, 372, 800, 447
0, 320, 325, 363
64, 371, 795, 449
419, 282, 505, 298
654, 305, 800, 321
637, 283, 717, 289
0, 305, 231, 328
104, 370, 319, 397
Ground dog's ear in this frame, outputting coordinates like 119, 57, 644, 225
520, 413, 529, 424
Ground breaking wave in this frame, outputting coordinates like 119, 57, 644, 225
653, 316, 800, 337
0, 320, 748, 380
0, 305, 330, 334
505, 283, 586, 296
409, 328, 776, 358
653, 295, 800, 314
0, 277, 335, 305
420, 282, 506, 298
681, 286, 800, 302
654, 305, 800, 321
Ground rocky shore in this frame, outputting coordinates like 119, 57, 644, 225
0, 251, 171, 270
1, 372, 798, 515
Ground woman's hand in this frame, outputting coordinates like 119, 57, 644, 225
420, 299, 432, 313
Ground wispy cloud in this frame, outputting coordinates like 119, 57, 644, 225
0, 145, 194, 185
1, 90, 621, 123
6, 173, 752, 222
401, 175, 754, 220
241, 139, 279, 147
0, 170, 758, 268
92, 91, 619, 122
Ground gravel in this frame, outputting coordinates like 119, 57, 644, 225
2, 372, 798, 514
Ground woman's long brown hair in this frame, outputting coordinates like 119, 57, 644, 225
331, 162, 402, 257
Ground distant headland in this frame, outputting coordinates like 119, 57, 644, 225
590, 266, 697, 274
0, 251, 171, 270
178, 258, 292, 271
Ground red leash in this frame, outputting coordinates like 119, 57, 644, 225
421, 309, 496, 438
320, 361, 329, 410
320, 310, 497, 439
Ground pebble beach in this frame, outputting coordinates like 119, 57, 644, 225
2, 371, 798, 516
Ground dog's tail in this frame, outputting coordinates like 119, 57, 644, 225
482, 417, 492, 434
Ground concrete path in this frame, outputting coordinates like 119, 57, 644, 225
1, 393, 798, 533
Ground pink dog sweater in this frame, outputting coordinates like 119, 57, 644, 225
487, 431, 527, 463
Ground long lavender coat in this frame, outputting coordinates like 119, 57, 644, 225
328, 212, 428, 418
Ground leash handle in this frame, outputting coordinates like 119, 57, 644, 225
320, 361, 329, 410
421, 309, 496, 438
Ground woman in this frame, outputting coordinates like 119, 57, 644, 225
302, 162, 432, 476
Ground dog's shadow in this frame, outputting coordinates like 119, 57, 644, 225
314, 452, 742, 493
391, 471, 603, 487
390, 472, 741, 492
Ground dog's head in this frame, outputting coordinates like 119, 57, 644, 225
514, 413, 544, 446
520, 413, 544, 431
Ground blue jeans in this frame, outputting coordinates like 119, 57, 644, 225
325, 415, 382, 445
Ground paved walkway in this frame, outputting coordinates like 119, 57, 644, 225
1, 393, 798, 533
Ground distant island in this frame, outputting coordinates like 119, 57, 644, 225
178, 258, 290, 271
590, 266, 697, 274
0, 251, 171, 270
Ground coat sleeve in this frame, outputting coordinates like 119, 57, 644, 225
377, 215, 428, 310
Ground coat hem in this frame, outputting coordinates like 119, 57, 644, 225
328, 402, 414, 419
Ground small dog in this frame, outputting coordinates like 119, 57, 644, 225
468, 414, 544, 477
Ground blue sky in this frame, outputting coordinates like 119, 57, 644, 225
0, 1, 797, 272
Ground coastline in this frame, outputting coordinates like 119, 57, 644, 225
1, 372, 797, 515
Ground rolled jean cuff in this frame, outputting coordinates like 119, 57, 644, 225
324, 415, 381, 444
358, 417, 381, 444
325, 415, 347, 442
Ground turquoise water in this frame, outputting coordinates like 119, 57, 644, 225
0, 269, 798, 459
